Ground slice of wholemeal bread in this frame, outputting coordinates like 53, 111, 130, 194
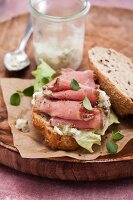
32, 111, 79, 150
88, 47, 133, 116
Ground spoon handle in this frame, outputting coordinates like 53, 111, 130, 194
18, 18, 33, 51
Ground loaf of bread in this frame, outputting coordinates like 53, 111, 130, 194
88, 47, 133, 116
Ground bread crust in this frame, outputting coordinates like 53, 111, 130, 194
88, 47, 133, 117
32, 111, 79, 150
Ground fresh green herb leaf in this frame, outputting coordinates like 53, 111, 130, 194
70, 79, 81, 91
10, 93, 21, 106
41, 77, 50, 85
23, 86, 34, 97
10, 85, 34, 106
112, 130, 124, 141
106, 140, 118, 154
83, 97, 92, 110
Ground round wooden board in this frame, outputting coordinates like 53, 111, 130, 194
0, 143, 133, 181
0, 6, 133, 181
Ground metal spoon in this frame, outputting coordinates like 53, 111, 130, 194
4, 18, 33, 71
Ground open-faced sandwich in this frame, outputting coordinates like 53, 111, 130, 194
31, 47, 133, 153
31, 55, 121, 152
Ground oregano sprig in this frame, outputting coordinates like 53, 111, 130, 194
106, 130, 124, 154
83, 97, 92, 110
70, 79, 81, 91
112, 130, 124, 141
23, 86, 34, 97
10, 85, 34, 106
10, 93, 21, 106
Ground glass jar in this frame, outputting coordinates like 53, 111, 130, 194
29, 0, 90, 70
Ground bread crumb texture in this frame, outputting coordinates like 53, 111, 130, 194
89, 47, 133, 99
88, 47, 133, 116
32, 111, 79, 150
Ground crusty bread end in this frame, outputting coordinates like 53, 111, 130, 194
32, 111, 79, 151
88, 47, 133, 117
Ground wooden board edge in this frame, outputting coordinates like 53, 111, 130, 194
0, 145, 133, 181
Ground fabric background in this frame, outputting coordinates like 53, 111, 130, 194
0, 0, 133, 199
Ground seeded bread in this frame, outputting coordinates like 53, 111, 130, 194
32, 111, 79, 150
88, 47, 133, 116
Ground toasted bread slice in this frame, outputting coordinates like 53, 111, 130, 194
32, 111, 79, 150
88, 47, 133, 117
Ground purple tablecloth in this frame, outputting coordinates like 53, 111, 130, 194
0, 1, 133, 199
0, 165, 133, 200
0, 0, 133, 22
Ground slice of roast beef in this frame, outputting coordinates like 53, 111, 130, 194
50, 87, 98, 105
34, 98, 103, 122
50, 108, 104, 129
47, 70, 96, 90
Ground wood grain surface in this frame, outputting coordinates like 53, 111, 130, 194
0, 6, 133, 181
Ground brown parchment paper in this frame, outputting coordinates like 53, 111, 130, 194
1, 78, 133, 161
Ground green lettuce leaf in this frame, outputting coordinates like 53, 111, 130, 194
108, 110, 119, 126
32, 59, 55, 92
54, 110, 119, 153
73, 110, 119, 152
74, 132, 101, 153
96, 110, 119, 136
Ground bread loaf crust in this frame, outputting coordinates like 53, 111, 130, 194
32, 111, 79, 150
88, 47, 133, 116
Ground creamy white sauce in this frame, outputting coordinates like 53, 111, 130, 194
15, 118, 29, 133
32, 88, 53, 105
31, 90, 43, 105
4, 52, 29, 71
54, 126, 63, 135
54, 125, 89, 137
43, 88, 53, 96
98, 90, 111, 110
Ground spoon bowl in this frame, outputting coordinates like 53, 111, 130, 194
4, 50, 30, 71
3, 18, 32, 72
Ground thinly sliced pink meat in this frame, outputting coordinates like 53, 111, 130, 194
62, 70, 96, 88
50, 109, 104, 129
51, 88, 98, 105
34, 69, 106, 130
47, 70, 96, 89
50, 77, 97, 92
34, 98, 100, 121
50, 78, 71, 91
34, 98, 82, 120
